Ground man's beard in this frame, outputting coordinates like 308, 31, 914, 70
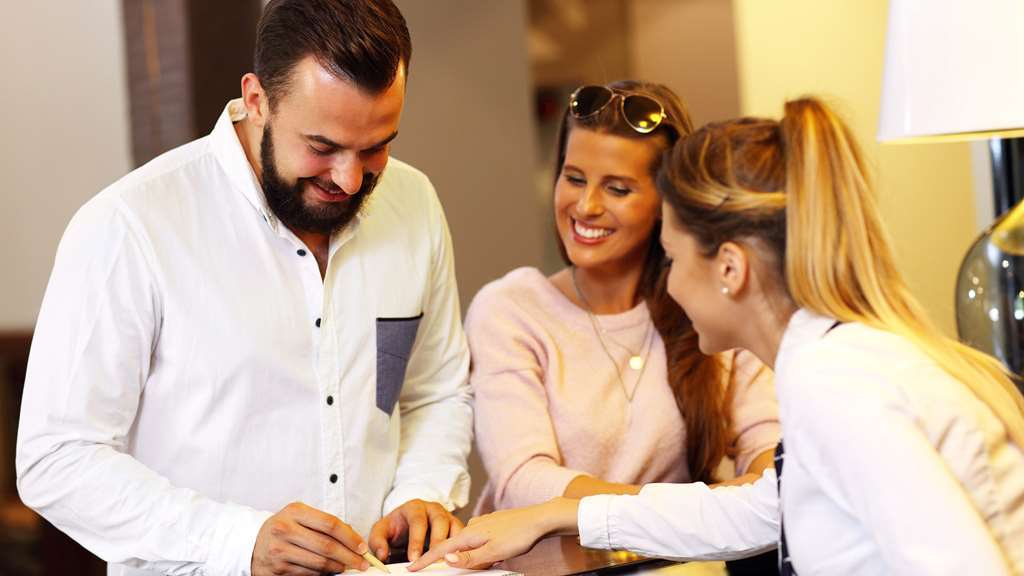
260, 124, 379, 235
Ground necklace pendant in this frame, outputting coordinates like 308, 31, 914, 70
628, 355, 644, 370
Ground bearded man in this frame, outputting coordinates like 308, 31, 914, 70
16, 2, 472, 575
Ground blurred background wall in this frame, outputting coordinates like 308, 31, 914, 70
629, 0, 740, 127
2, 0, 985, 334
0, 1, 132, 330
734, 0, 981, 336
392, 0, 543, 314
0, 0, 992, 572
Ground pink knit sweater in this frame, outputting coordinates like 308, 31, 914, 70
466, 268, 780, 513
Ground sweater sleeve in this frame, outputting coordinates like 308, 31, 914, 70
726, 349, 781, 475
465, 283, 587, 509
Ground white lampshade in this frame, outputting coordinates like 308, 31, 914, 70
878, 0, 1024, 143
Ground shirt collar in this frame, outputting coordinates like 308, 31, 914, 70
209, 99, 367, 242
209, 99, 281, 230
775, 308, 840, 372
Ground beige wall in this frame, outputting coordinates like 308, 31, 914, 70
392, 0, 543, 314
629, 0, 741, 127
529, 0, 632, 87
733, 0, 979, 335
1, 1, 132, 330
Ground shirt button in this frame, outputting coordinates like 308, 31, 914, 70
297, 249, 307, 256
329, 474, 338, 484
315, 318, 321, 328
326, 395, 334, 405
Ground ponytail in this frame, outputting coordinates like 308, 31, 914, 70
780, 98, 1024, 448
662, 97, 1024, 449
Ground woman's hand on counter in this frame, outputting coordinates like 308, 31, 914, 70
406, 497, 580, 571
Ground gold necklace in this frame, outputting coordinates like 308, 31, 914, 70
571, 267, 654, 401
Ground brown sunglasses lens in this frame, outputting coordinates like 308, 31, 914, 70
622, 95, 665, 133
570, 86, 614, 118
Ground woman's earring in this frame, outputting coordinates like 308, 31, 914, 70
721, 286, 730, 295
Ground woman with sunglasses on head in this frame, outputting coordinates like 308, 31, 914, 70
412, 97, 1024, 574
461, 81, 781, 574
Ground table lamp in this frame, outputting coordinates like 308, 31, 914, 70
878, 0, 1024, 384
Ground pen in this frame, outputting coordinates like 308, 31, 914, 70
362, 550, 391, 573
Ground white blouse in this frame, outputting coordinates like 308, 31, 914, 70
579, 309, 1024, 575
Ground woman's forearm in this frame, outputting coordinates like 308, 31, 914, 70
711, 449, 775, 488
539, 497, 583, 535
563, 475, 642, 499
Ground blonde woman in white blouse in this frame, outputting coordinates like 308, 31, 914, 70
410, 98, 1024, 575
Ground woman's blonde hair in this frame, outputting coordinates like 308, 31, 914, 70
658, 96, 1024, 448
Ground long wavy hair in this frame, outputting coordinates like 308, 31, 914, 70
553, 80, 732, 482
659, 96, 1024, 449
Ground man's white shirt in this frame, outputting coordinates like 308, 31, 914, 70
16, 100, 473, 576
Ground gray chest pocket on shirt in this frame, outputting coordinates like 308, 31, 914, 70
376, 314, 423, 415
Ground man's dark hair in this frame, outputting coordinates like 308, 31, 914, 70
255, 0, 411, 107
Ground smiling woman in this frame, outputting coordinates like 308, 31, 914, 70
555, 128, 663, 268
463, 80, 781, 574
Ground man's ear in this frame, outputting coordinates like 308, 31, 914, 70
240, 73, 270, 128
717, 241, 750, 297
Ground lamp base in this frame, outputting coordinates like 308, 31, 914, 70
956, 137, 1024, 388
957, 201, 1024, 378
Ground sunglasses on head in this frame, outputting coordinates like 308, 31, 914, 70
569, 85, 668, 134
